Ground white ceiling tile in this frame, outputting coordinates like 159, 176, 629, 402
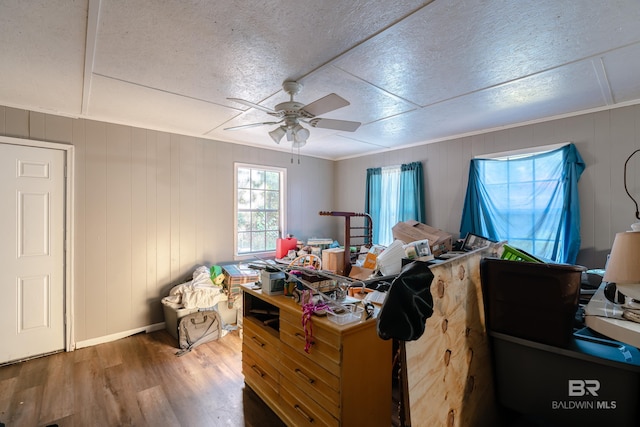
601, 43, 640, 104
93, 0, 432, 105
298, 67, 418, 123
299, 135, 389, 160
333, 0, 640, 106
89, 74, 239, 135
352, 60, 605, 147
0, 0, 87, 114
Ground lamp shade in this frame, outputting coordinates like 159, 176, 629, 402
603, 231, 640, 284
290, 124, 309, 148
603, 231, 640, 301
269, 126, 286, 144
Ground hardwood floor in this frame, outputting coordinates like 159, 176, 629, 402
0, 329, 286, 427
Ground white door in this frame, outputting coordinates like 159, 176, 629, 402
0, 143, 65, 364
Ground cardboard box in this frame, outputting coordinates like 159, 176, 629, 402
392, 220, 453, 256
322, 248, 345, 275
362, 252, 377, 269
348, 265, 375, 281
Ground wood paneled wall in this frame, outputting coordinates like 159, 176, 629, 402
0, 106, 337, 343
335, 104, 640, 270
2, 102, 640, 344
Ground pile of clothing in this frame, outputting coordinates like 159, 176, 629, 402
162, 265, 237, 331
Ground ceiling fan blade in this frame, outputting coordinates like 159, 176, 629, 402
227, 98, 277, 115
308, 118, 361, 132
301, 93, 350, 117
224, 121, 280, 131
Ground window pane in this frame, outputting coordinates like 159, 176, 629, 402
534, 239, 554, 257
252, 231, 266, 251
265, 171, 280, 190
265, 190, 279, 210
536, 209, 561, 236
251, 170, 265, 189
533, 180, 558, 207
509, 238, 534, 255
486, 183, 509, 209
237, 212, 251, 232
251, 190, 265, 210
507, 211, 534, 239
266, 211, 279, 230
238, 189, 250, 210
484, 161, 508, 185
238, 232, 251, 253
535, 151, 563, 180
252, 211, 266, 231
238, 168, 251, 189
508, 160, 532, 183
508, 182, 534, 208
266, 230, 278, 250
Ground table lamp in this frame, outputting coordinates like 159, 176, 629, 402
603, 230, 640, 302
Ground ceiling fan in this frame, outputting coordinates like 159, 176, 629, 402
224, 81, 361, 147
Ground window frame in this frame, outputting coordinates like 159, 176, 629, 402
233, 162, 287, 260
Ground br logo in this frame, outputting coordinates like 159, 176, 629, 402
568, 379, 600, 397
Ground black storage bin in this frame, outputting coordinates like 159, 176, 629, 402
491, 329, 640, 427
480, 257, 584, 347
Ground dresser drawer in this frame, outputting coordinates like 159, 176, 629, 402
242, 346, 280, 405
280, 309, 341, 350
243, 319, 280, 364
280, 345, 340, 419
280, 314, 341, 373
280, 376, 339, 427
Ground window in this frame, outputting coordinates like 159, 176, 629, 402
460, 143, 585, 264
366, 162, 424, 246
235, 163, 286, 257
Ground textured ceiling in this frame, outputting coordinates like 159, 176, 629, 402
1, 0, 640, 160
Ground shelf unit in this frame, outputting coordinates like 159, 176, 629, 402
318, 211, 373, 275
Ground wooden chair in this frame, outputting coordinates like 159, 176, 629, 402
287, 254, 322, 270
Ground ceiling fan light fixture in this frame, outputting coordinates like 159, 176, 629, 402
269, 126, 286, 144
292, 139, 307, 148
292, 124, 309, 144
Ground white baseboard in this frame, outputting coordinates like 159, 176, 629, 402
75, 322, 166, 349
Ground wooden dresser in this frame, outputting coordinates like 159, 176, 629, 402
241, 286, 392, 427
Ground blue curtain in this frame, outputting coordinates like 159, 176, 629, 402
365, 167, 382, 244
399, 162, 425, 223
460, 144, 585, 264
365, 161, 425, 245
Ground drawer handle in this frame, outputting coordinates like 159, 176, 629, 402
294, 404, 314, 423
295, 368, 315, 384
251, 364, 265, 378
294, 332, 314, 344
251, 336, 265, 347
